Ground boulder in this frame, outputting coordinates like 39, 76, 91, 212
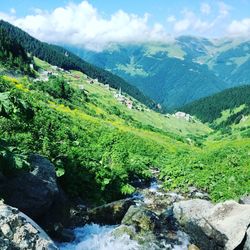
112, 224, 137, 239
87, 198, 135, 225
173, 199, 213, 225
0, 172, 6, 195
3, 154, 59, 218
122, 205, 159, 233
240, 195, 250, 205
244, 227, 250, 250
173, 199, 250, 250
2, 154, 70, 239
188, 244, 200, 250
0, 201, 58, 250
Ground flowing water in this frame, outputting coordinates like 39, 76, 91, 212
58, 180, 190, 250
58, 224, 140, 250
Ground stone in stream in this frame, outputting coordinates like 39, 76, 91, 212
121, 205, 160, 233
173, 199, 250, 250
83, 198, 135, 226
0, 201, 58, 250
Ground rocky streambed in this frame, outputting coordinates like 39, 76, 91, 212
57, 180, 250, 250
1, 155, 250, 250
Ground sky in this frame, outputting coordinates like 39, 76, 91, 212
0, 0, 250, 50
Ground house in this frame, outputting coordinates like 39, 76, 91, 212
125, 100, 133, 109
174, 111, 192, 121
104, 84, 110, 90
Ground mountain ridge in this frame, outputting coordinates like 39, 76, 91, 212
0, 20, 158, 110
66, 36, 250, 108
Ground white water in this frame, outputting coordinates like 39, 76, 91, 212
58, 180, 190, 250
58, 224, 139, 250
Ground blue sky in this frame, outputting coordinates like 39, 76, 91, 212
1, 0, 250, 50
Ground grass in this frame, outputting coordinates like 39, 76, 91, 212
7, 57, 248, 203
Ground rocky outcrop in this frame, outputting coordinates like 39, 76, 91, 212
173, 199, 250, 250
0, 201, 58, 250
3, 154, 58, 218
1, 154, 70, 239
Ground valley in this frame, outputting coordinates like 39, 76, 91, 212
0, 19, 249, 250
68, 36, 250, 109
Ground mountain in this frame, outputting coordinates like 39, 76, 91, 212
180, 85, 250, 126
0, 24, 33, 75
66, 36, 250, 109
0, 20, 157, 110
0, 19, 249, 218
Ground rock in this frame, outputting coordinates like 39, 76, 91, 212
3, 154, 59, 218
112, 224, 137, 239
188, 186, 210, 200
244, 227, 250, 250
0, 202, 58, 250
0, 172, 6, 195
122, 205, 159, 233
87, 198, 135, 225
240, 195, 250, 205
173, 199, 250, 250
173, 199, 213, 225
188, 244, 200, 250
2, 154, 71, 239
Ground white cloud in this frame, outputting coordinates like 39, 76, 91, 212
173, 10, 213, 34
0, 11, 15, 23
200, 3, 211, 15
218, 1, 231, 17
167, 15, 176, 23
2, 1, 171, 51
10, 8, 16, 14
227, 18, 250, 37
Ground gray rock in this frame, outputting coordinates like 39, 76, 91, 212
87, 198, 135, 225
240, 195, 250, 205
112, 224, 137, 239
122, 205, 159, 233
3, 154, 59, 218
0, 202, 58, 250
173, 199, 213, 225
173, 199, 250, 250
244, 227, 250, 250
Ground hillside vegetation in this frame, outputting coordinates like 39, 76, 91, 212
70, 36, 250, 109
0, 20, 157, 110
0, 25, 249, 205
181, 85, 250, 125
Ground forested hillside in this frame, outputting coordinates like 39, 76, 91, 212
69, 36, 250, 109
0, 20, 157, 109
0, 25, 33, 75
69, 43, 225, 108
181, 85, 250, 124
0, 20, 249, 207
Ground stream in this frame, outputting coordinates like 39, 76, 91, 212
58, 180, 191, 250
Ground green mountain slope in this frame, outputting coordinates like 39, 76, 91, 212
0, 24, 249, 204
67, 36, 250, 109
180, 85, 250, 125
68, 43, 226, 109
0, 20, 157, 110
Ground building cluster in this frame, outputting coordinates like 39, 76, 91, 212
114, 88, 133, 109
34, 66, 66, 82
173, 111, 193, 122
